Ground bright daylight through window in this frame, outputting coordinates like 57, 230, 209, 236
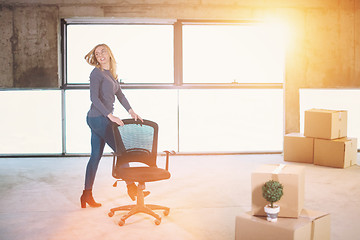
183, 23, 286, 84
66, 24, 174, 84
62, 20, 286, 154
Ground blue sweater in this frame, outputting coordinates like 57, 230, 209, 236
87, 67, 131, 117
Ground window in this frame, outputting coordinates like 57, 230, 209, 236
0, 90, 62, 155
66, 24, 174, 84
179, 89, 284, 152
65, 89, 178, 153
182, 23, 285, 84
0, 20, 289, 156
62, 19, 286, 154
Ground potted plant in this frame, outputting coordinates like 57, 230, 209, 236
262, 180, 284, 222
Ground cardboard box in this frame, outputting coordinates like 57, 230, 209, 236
251, 164, 305, 218
284, 133, 314, 164
304, 109, 347, 139
314, 137, 357, 168
235, 209, 331, 240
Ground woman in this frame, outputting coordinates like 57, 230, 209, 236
80, 43, 145, 208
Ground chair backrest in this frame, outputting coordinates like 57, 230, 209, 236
112, 119, 158, 167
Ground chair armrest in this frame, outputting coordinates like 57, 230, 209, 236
163, 150, 175, 171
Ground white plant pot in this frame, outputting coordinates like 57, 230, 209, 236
264, 204, 280, 222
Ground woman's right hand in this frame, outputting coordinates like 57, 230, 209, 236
107, 113, 124, 126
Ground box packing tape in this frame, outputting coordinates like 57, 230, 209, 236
271, 164, 286, 181
272, 164, 286, 174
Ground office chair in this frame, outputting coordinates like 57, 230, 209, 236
108, 119, 174, 226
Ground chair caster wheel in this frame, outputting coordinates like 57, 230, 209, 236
155, 218, 161, 225
108, 212, 114, 217
164, 209, 169, 216
118, 220, 125, 226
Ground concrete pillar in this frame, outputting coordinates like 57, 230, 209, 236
0, 6, 14, 88
12, 6, 59, 88
283, 9, 306, 133
355, 1, 360, 82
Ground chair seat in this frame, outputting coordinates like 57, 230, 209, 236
115, 167, 171, 182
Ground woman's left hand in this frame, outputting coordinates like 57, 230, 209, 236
128, 109, 144, 122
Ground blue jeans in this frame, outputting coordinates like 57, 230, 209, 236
84, 115, 129, 190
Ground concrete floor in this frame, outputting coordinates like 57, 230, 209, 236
0, 154, 359, 240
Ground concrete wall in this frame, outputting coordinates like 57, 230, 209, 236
0, 5, 59, 88
0, 0, 359, 133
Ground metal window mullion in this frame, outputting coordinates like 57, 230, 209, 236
61, 19, 67, 86
61, 89, 66, 155
61, 19, 67, 155
174, 21, 183, 152
174, 21, 183, 86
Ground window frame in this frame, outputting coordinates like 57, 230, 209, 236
61, 18, 284, 90
26, 18, 284, 157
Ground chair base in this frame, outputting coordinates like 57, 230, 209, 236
108, 183, 169, 226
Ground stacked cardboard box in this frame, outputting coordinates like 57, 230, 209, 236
235, 210, 331, 240
284, 109, 358, 168
283, 133, 314, 164
235, 163, 331, 240
251, 164, 305, 218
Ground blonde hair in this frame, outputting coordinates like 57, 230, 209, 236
84, 43, 118, 80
